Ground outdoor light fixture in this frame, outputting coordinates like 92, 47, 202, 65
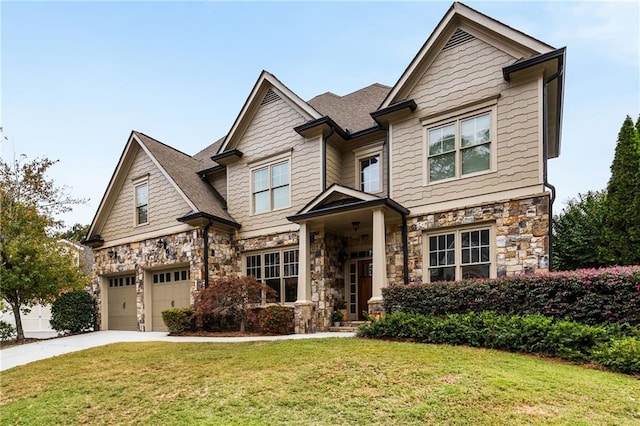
107, 249, 116, 259
157, 239, 167, 250
352, 221, 360, 233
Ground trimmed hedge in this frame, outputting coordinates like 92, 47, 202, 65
383, 266, 640, 326
258, 305, 294, 335
50, 290, 96, 334
357, 312, 640, 374
161, 308, 194, 334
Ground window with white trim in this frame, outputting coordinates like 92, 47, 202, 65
427, 111, 492, 182
134, 182, 148, 225
427, 228, 492, 282
252, 160, 290, 213
245, 248, 298, 303
354, 142, 384, 194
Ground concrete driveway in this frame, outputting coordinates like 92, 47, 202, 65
0, 330, 355, 371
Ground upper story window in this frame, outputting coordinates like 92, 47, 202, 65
360, 156, 381, 193
252, 160, 290, 214
245, 248, 299, 304
134, 182, 148, 225
426, 227, 492, 282
425, 109, 494, 183
354, 142, 384, 194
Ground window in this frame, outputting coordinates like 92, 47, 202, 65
427, 111, 492, 182
360, 156, 380, 193
135, 183, 148, 225
252, 161, 290, 213
427, 228, 491, 282
245, 249, 298, 303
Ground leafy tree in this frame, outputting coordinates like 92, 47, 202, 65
552, 191, 607, 271
0, 156, 88, 340
57, 223, 90, 243
601, 116, 640, 265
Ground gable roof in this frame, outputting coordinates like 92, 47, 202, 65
308, 83, 391, 133
381, 1, 555, 108
87, 131, 238, 240
193, 136, 224, 169
218, 70, 322, 153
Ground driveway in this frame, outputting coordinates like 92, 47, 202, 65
0, 330, 355, 371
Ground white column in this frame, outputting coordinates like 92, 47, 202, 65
296, 221, 311, 303
370, 208, 387, 302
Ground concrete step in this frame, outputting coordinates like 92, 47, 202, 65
328, 321, 370, 332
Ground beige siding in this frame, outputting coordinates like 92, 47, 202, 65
341, 150, 356, 189
391, 37, 541, 208
325, 141, 341, 188
210, 170, 227, 201
227, 96, 320, 231
101, 146, 192, 241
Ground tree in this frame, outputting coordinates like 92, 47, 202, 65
0, 156, 88, 340
552, 190, 607, 271
57, 223, 90, 243
601, 116, 640, 265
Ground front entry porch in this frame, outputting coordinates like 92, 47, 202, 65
287, 184, 409, 333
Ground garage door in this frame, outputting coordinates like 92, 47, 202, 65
107, 275, 137, 331
151, 268, 191, 331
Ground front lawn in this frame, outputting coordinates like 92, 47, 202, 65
1, 338, 639, 425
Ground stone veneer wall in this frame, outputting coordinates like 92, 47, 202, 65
92, 227, 233, 331
397, 194, 550, 283
310, 230, 345, 330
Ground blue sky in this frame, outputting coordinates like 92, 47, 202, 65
2, 1, 639, 228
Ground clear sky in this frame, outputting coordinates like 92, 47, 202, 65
1, 1, 639, 229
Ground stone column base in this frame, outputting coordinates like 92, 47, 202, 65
294, 301, 316, 334
367, 297, 385, 321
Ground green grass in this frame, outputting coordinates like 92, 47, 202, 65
1, 338, 639, 425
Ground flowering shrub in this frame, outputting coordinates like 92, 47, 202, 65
383, 266, 640, 326
259, 305, 294, 335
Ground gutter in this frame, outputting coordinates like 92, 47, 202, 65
542, 64, 564, 271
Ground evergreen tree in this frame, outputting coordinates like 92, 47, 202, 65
601, 115, 640, 265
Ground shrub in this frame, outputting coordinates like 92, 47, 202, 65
358, 312, 636, 372
0, 320, 16, 341
592, 337, 640, 375
192, 276, 274, 332
383, 266, 640, 326
161, 307, 194, 334
259, 305, 294, 335
50, 290, 95, 334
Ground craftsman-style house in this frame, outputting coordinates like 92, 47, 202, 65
84, 2, 565, 333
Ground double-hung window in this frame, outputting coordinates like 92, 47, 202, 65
354, 142, 384, 194
252, 160, 290, 213
427, 111, 492, 182
245, 248, 299, 303
134, 181, 148, 225
427, 228, 492, 282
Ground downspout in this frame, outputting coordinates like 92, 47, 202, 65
203, 219, 213, 288
542, 65, 564, 271
322, 126, 335, 190
401, 213, 409, 284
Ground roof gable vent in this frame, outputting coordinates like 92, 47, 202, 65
261, 88, 281, 105
442, 29, 475, 51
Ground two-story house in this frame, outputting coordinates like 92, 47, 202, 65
84, 2, 565, 333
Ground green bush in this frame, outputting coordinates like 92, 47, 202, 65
592, 337, 640, 375
358, 312, 639, 373
258, 305, 294, 335
383, 266, 640, 326
0, 320, 16, 341
161, 308, 194, 334
50, 290, 95, 334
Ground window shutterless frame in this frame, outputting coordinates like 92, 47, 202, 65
244, 248, 299, 304
250, 160, 290, 214
132, 176, 149, 226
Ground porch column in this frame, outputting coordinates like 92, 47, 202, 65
369, 208, 386, 318
294, 222, 315, 333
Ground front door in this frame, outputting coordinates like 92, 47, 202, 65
357, 260, 372, 321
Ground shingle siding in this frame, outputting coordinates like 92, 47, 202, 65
101, 146, 191, 241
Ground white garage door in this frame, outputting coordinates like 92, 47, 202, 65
107, 275, 137, 331
151, 268, 191, 331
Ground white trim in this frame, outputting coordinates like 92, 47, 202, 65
354, 142, 384, 195
236, 223, 300, 240
249, 156, 292, 215
408, 186, 548, 216
537, 76, 544, 184
246, 148, 293, 168
243, 246, 301, 305
133, 179, 149, 227
297, 184, 380, 215
98, 223, 195, 249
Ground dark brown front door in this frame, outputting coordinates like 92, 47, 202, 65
357, 260, 372, 320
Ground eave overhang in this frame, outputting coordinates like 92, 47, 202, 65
294, 116, 350, 140
82, 235, 104, 248
371, 99, 417, 125
197, 164, 225, 178
210, 149, 243, 166
177, 211, 241, 230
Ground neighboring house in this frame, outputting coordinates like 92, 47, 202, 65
0, 240, 93, 333
84, 2, 565, 333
